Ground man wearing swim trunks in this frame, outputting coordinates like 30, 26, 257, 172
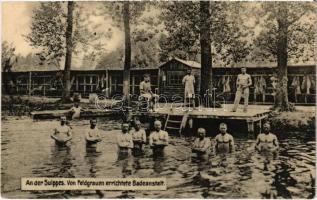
214, 123, 235, 154
232, 67, 252, 112
255, 122, 279, 153
182, 69, 195, 110
51, 116, 72, 146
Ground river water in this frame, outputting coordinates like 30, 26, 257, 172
1, 117, 315, 198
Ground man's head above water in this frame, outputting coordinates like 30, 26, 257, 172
154, 120, 162, 131
90, 118, 97, 128
121, 123, 129, 133
60, 116, 67, 125
135, 120, 142, 131
219, 123, 227, 134
197, 128, 206, 139
263, 122, 271, 134
241, 67, 246, 74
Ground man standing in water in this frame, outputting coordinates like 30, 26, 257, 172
255, 122, 279, 153
117, 123, 133, 157
182, 69, 195, 110
192, 128, 211, 159
85, 118, 102, 148
232, 67, 252, 112
51, 116, 72, 146
130, 120, 147, 155
149, 120, 169, 157
214, 123, 235, 154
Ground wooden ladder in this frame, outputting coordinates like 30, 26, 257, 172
164, 114, 188, 136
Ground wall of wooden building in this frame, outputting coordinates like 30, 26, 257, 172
159, 59, 201, 99
2, 65, 315, 104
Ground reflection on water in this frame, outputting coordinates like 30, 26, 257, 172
1, 118, 315, 198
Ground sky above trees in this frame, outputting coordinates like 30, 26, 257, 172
2, 2, 316, 70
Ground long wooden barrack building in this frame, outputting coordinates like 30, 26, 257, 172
2, 57, 316, 104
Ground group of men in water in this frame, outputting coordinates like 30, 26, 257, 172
51, 115, 279, 159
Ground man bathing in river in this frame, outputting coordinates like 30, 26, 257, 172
85, 118, 102, 148
149, 120, 169, 156
117, 123, 133, 156
130, 119, 147, 155
214, 123, 235, 154
51, 116, 72, 146
192, 128, 211, 159
255, 122, 279, 153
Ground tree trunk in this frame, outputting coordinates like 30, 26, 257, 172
123, 1, 131, 106
199, 1, 213, 105
274, 4, 291, 111
62, 1, 74, 102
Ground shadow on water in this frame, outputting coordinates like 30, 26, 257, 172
1, 118, 315, 199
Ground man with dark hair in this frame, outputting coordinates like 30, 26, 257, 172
85, 118, 102, 148
182, 69, 195, 110
130, 120, 147, 155
149, 120, 169, 157
214, 123, 235, 154
255, 122, 279, 153
51, 116, 72, 146
139, 74, 158, 111
192, 128, 211, 159
117, 123, 133, 157
232, 67, 252, 112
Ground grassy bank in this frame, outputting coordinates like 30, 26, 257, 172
269, 110, 315, 138
1, 95, 79, 116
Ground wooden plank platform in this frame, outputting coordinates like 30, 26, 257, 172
146, 107, 270, 120
134, 105, 272, 136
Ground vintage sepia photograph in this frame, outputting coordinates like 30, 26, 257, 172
1, 1, 316, 199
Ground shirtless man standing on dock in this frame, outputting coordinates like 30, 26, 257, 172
255, 122, 279, 153
232, 67, 252, 113
214, 123, 235, 154
51, 116, 72, 146
149, 120, 169, 157
117, 123, 134, 157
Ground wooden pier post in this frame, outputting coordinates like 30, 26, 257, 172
28, 72, 32, 96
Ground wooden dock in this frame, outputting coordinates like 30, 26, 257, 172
135, 105, 272, 136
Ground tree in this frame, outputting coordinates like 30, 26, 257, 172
254, 2, 316, 111
160, 2, 253, 99
199, 1, 213, 97
101, 2, 147, 105
122, 1, 131, 104
26, 2, 109, 101
1, 41, 17, 95
63, 1, 74, 101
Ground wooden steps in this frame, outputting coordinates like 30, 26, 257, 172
164, 114, 188, 136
